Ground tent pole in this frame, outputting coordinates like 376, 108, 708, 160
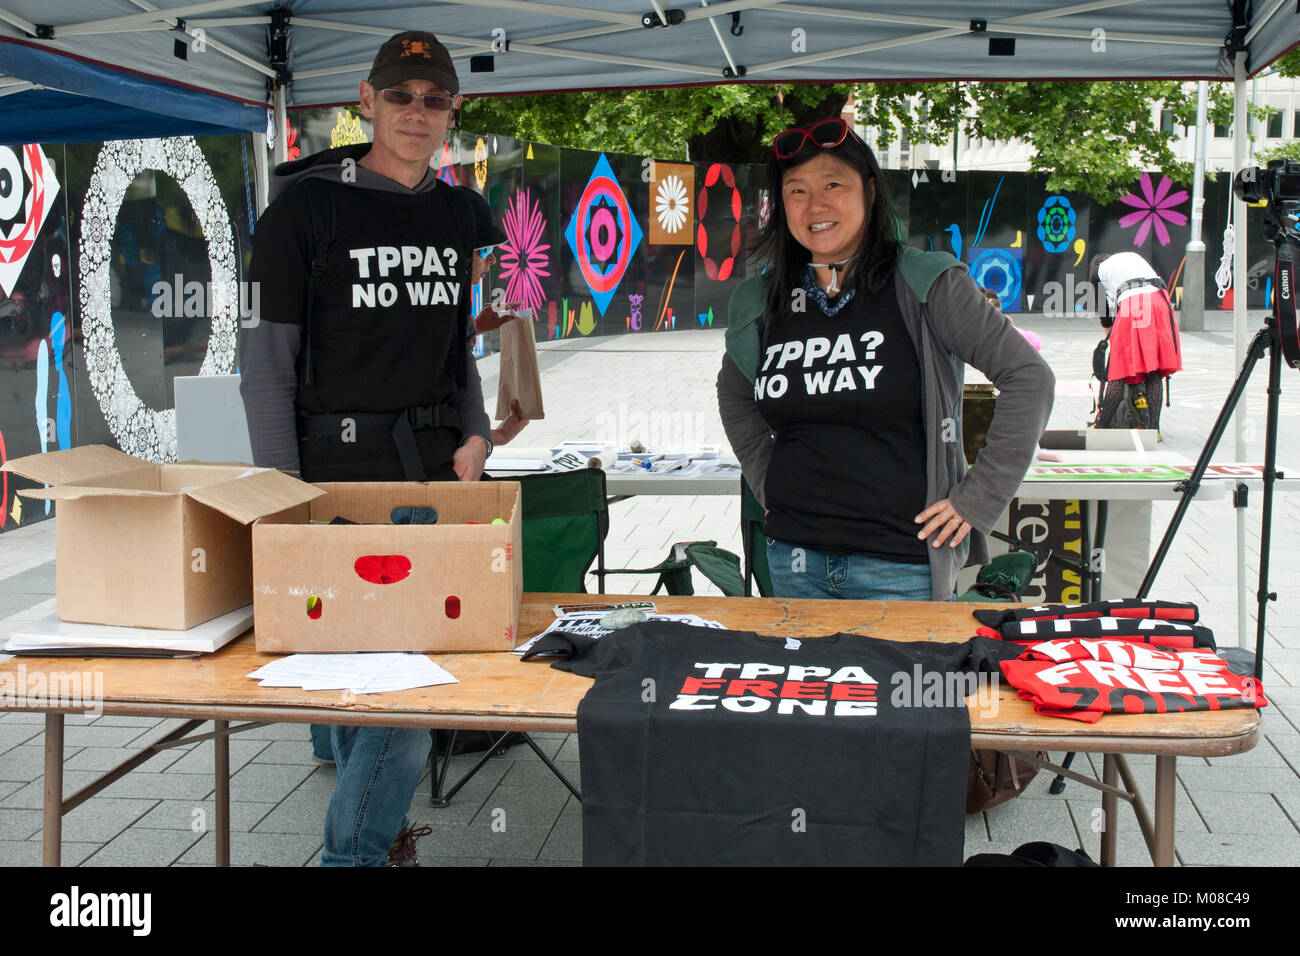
1233, 51, 1250, 651
1182, 81, 1208, 331
252, 132, 270, 213
272, 84, 288, 167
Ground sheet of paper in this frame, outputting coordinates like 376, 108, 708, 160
246, 652, 456, 694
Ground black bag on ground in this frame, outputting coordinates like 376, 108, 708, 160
965, 841, 1099, 867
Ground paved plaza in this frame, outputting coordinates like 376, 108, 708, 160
1, 309, 1298, 866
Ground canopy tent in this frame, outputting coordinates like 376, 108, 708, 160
0, 0, 1295, 652
0, 1, 1297, 140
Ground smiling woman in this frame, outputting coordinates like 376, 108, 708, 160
716, 116, 1056, 603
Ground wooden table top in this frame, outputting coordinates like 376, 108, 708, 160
0, 594, 1259, 755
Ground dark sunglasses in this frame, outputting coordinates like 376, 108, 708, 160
379, 88, 456, 112
772, 118, 851, 160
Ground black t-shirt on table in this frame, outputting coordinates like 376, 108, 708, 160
756, 287, 928, 561
534, 621, 1016, 866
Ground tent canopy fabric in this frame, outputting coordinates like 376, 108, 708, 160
0, 1, 1297, 141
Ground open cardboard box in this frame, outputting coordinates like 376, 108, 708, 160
251, 481, 523, 654
2, 445, 323, 630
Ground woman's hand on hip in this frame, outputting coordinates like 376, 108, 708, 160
915, 498, 972, 549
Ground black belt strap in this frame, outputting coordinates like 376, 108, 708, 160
298, 405, 461, 481
1116, 276, 1165, 296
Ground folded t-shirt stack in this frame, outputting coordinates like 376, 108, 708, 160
973, 599, 1267, 723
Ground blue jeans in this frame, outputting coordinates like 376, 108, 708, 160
310, 724, 333, 761
767, 537, 938, 601
321, 725, 431, 867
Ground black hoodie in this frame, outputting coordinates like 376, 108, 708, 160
239, 143, 490, 473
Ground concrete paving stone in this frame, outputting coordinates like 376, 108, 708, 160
0, 840, 99, 867
306, 846, 322, 867
1066, 816, 1180, 868
0, 562, 55, 594
1259, 709, 1298, 736
229, 762, 316, 804
99, 771, 215, 801
0, 807, 42, 841
0, 711, 52, 724
229, 721, 313, 741
413, 855, 490, 866
1, 771, 107, 808
487, 857, 579, 866
1276, 788, 1300, 827
88, 715, 178, 728
46, 796, 158, 842
0, 743, 66, 782
82, 828, 203, 867
1177, 764, 1300, 793
499, 753, 583, 790
292, 765, 339, 793
1205, 741, 1291, 767
249, 739, 331, 766
0, 722, 41, 753
0, 781, 20, 800
1268, 734, 1300, 771
515, 734, 563, 761
64, 724, 161, 750
555, 735, 579, 762
1172, 832, 1300, 866
424, 820, 551, 860
180, 831, 323, 867
421, 764, 508, 823
1188, 790, 1299, 835
63, 745, 188, 774
136, 798, 277, 834
165, 738, 272, 775
984, 795, 1080, 846
250, 789, 333, 835
471, 784, 568, 829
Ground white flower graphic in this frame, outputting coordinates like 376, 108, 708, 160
655, 175, 689, 234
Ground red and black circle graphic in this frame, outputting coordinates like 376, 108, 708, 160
696, 163, 742, 281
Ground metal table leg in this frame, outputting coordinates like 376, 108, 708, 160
1101, 754, 1118, 867
42, 712, 63, 867
1153, 755, 1177, 867
214, 719, 230, 867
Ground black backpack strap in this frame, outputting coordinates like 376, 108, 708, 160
437, 183, 476, 390
302, 181, 336, 388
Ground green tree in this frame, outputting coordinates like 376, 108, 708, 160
463, 79, 1237, 203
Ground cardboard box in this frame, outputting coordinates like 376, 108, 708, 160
251, 481, 523, 654
2, 446, 323, 630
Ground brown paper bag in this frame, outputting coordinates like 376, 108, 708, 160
495, 312, 545, 421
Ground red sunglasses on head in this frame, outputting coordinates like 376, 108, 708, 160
772, 118, 852, 159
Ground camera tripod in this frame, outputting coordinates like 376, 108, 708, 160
1137, 241, 1299, 681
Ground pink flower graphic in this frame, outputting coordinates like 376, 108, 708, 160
498, 187, 551, 316
1118, 173, 1188, 247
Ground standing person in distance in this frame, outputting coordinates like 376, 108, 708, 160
1089, 251, 1181, 434
718, 117, 1054, 602
240, 31, 491, 866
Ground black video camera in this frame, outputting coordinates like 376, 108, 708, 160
1233, 158, 1300, 205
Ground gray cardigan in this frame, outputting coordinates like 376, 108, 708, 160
717, 253, 1055, 600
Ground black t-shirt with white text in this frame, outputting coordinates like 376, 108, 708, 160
249, 177, 470, 418
756, 288, 927, 560
535, 621, 1016, 866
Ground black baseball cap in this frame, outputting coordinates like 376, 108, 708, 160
455, 187, 507, 248
368, 31, 459, 95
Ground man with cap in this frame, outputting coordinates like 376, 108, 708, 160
240, 31, 490, 866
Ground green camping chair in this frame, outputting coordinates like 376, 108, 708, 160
957, 550, 1038, 602
598, 540, 746, 597
740, 476, 774, 597
431, 469, 610, 806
